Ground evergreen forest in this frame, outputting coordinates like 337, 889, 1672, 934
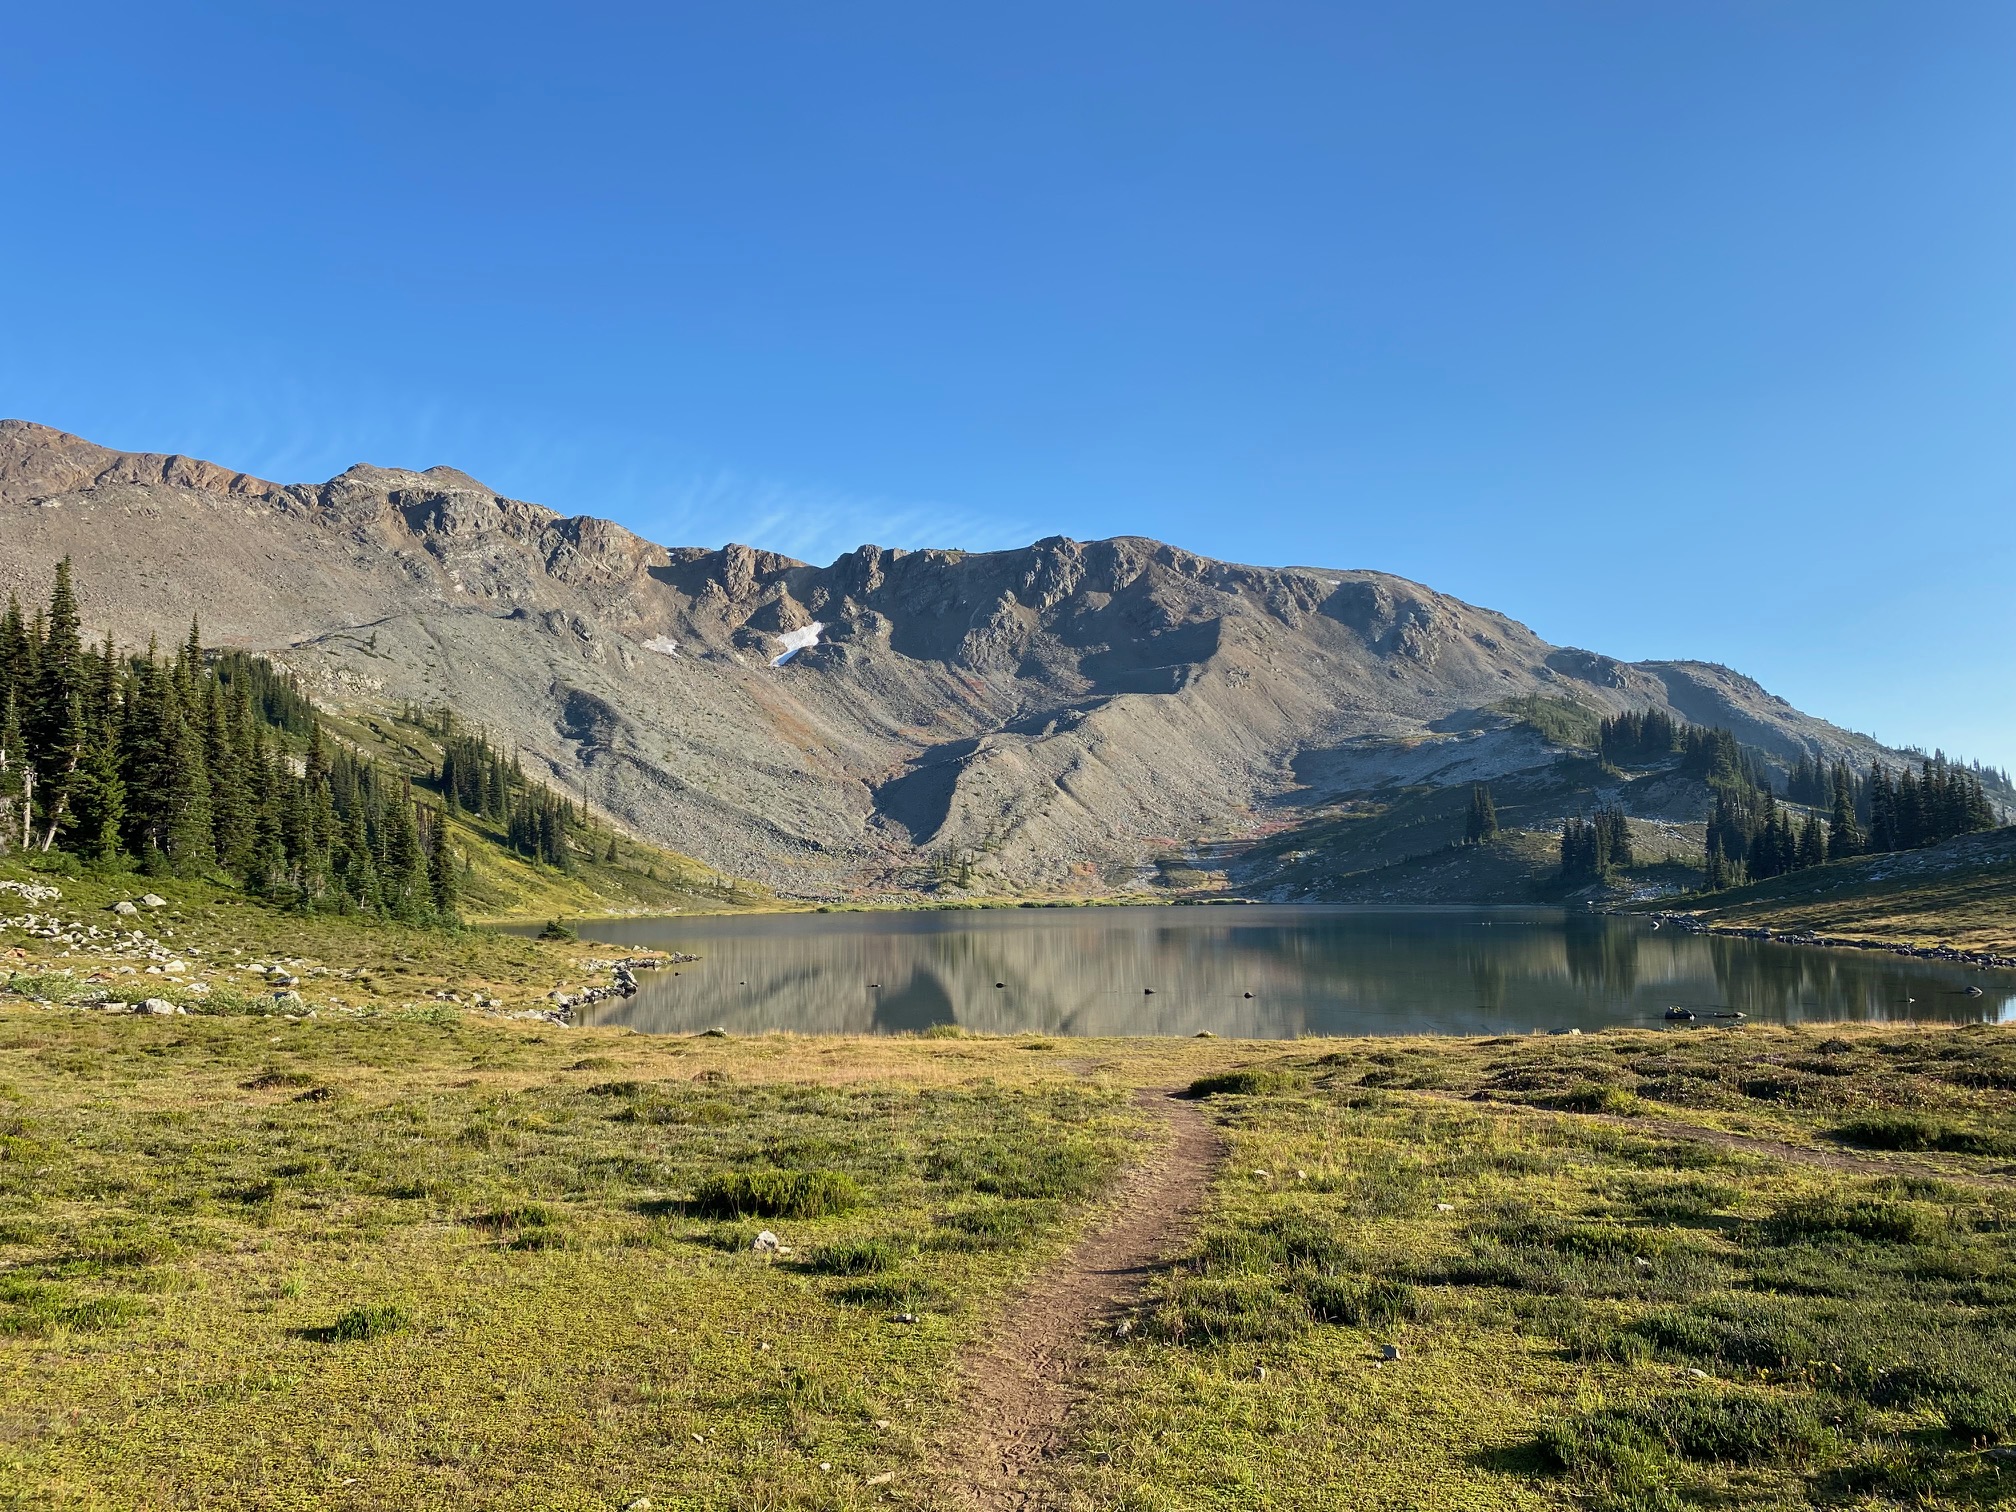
0, 559, 608, 926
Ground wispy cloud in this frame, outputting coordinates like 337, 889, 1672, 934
630, 469, 1037, 565
12, 374, 1042, 565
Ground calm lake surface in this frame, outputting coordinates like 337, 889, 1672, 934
533, 906, 2016, 1039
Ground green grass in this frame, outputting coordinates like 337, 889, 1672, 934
1058, 1031, 2016, 1510
0, 1006, 1150, 1509
1650, 825, 2016, 955
9, 874, 2016, 1511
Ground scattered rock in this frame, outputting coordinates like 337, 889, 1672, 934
865, 1472, 894, 1487
138, 998, 179, 1016
625, 1500, 653, 1511
109, 900, 138, 916
139, 894, 167, 909
1435, 1202, 1454, 1213
752, 1231, 783, 1253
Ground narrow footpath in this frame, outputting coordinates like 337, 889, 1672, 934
939, 1088, 1222, 1510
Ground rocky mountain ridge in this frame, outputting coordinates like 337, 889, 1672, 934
0, 419, 1904, 895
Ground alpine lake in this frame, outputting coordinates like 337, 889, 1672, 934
516, 905, 2016, 1039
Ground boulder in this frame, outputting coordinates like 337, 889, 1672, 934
109, 900, 139, 916
139, 894, 167, 909
138, 998, 179, 1016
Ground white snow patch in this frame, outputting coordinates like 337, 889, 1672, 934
770, 621, 825, 667
642, 635, 681, 657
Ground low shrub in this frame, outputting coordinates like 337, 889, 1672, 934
1760, 1197, 1945, 1246
811, 1237, 902, 1275
933, 1201, 1055, 1251
1835, 1115, 2016, 1157
926, 1136, 1108, 1201
1541, 1083, 1644, 1117
1543, 1391, 1831, 1475
1301, 1275, 1425, 1329
314, 1304, 408, 1343
1146, 1274, 1309, 1347
1186, 1068, 1310, 1098
1941, 1389, 2016, 1443
690, 1169, 861, 1220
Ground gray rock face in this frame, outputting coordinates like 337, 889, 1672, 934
0, 419, 1909, 895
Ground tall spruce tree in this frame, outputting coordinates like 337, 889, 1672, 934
1464, 784, 1499, 845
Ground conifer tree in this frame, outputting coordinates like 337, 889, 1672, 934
27, 559, 85, 847
1463, 784, 1499, 845
1828, 767, 1863, 860
67, 719, 126, 861
163, 701, 215, 868
428, 809, 459, 921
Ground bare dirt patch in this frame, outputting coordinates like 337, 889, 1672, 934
938, 1088, 1221, 1510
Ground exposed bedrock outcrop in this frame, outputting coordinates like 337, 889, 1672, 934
0, 419, 1904, 894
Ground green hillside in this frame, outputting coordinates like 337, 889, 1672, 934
1643, 825, 2016, 955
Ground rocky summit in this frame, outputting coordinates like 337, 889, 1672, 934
0, 419, 1899, 896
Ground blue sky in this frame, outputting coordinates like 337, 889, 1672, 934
2, 3, 2011, 766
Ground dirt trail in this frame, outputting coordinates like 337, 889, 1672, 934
1422, 1090, 2016, 1189
939, 1088, 1221, 1510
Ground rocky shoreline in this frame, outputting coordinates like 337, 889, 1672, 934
1640, 911, 2016, 972
538, 953, 698, 1023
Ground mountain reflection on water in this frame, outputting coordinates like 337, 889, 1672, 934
542, 907, 2016, 1039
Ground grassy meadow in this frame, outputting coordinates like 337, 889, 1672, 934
1641, 827, 2016, 958
8, 854, 2016, 1509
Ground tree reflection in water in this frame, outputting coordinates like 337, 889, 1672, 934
540, 907, 2016, 1039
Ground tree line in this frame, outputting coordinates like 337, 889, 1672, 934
0, 560, 600, 923
1580, 708, 2000, 890
434, 717, 587, 872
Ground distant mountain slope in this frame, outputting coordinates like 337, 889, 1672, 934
0, 419, 1909, 895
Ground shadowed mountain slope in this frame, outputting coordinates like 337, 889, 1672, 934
0, 419, 1903, 895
